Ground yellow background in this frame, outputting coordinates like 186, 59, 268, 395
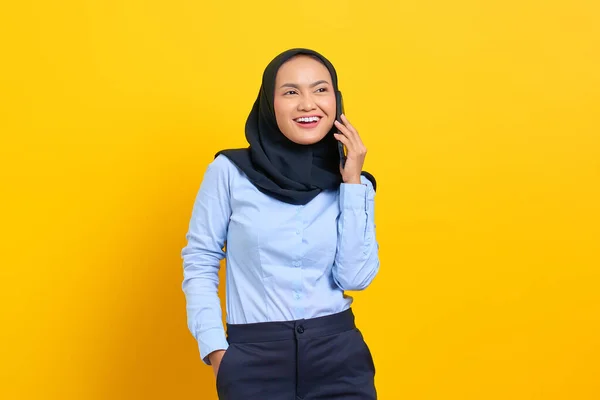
1, 0, 599, 399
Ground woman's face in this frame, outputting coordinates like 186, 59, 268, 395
273, 55, 336, 145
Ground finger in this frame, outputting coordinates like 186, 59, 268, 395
333, 132, 353, 152
335, 118, 362, 151
335, 128, 366, 159
334, 120, 358, 146
335, 122, 364, 155
340, 114, 364, 146
340, 114, 359, 137
335, 132, 365, 158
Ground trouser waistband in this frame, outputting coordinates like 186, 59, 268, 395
226, 308, 356, 343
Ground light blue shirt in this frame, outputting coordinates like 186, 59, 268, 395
181, 155, 379, 364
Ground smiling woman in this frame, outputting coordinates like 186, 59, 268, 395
181, 48, 380, 399
274, 59, 336, 145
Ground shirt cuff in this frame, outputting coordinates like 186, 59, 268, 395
198, 328, 229, 365
340, 176, 372, 210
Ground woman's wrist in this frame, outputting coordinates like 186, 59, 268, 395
209, 349, 226, 364
343, 175, 362, 185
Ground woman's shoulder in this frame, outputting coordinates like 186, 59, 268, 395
199, 154, 243, 189
206, 153, 245, 176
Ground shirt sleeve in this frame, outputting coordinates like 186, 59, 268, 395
181, 155, 232, 365
332, 174, 380, 291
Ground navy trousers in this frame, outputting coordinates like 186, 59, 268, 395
216, 308, 377, 400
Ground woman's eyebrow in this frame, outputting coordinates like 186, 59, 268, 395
279, 80, 330, 89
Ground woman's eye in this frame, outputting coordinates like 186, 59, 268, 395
284, 90, 297, 95
316, 87, 327, 93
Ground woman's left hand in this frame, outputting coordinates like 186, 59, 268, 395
333, 114, 367, 185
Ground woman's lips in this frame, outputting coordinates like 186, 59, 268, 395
293, 117, 322, 129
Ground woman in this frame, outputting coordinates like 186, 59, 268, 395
181, 48, 380, 399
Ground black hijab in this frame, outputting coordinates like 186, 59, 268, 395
216, 48, 376, 205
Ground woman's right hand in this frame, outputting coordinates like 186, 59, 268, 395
209, 350, 227, 377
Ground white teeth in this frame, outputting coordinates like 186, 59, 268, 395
296, 117, 320, 123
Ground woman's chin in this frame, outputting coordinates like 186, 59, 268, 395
284, 129, 330, 146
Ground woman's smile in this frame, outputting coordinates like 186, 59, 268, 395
293, 115, 322, 129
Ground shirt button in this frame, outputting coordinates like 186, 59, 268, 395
296, 325, 305, 334
293, 261, 301, 267
296, 230, 301, 235
294, 292, 301, 299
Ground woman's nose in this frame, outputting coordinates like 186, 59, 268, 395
298, 95, 317, 111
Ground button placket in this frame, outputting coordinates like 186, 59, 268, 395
295, 207, 303, 235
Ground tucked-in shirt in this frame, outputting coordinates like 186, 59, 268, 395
181, 155, 379, 364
